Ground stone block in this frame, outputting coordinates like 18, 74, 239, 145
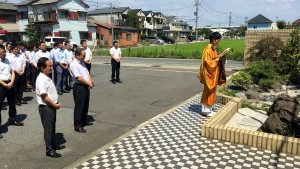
222, 126, 227, 141
239, 129, 245, 145
217, 125, 223, 140
267, 134, 273, 150
262, 133, 268, 149
226, 127, 232, 142
256, 132, 264, 149
247, 131, 254, 146
252, 131, 259, 148
235, 128, 241, 144
271, 134, 278, 152
214, 124, 220, 139
287, 137, 294, 154
230, 128, 236, 143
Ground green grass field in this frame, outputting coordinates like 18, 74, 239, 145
98, 39, 245, 61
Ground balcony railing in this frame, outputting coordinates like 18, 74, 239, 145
28, 12, 57, 23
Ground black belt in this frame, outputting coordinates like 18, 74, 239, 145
39, 104, 47, 108
1, 80, 11, 83
74, 83, 88, 87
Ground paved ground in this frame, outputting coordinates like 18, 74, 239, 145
71, 95, 300, 169
0, 57, 242, 169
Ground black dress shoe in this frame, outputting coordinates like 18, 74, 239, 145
10, 120, 24, 126
25, 89, 32, 92
1, 107, 7, 110
19, 100, 28, 104
46, 151, 61, 158
83, 122, 93, 126
15, 100, 21, 106
57, 92, 63, 95
55, 145, 65, 150
111, 79, 116, 84
62, 90, 70, 93
0, 134, 3, 139
116, 79, 122, 83
75, 127, 86, 133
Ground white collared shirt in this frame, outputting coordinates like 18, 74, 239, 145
35, 50, 51, 63
29, 51, 36, 65
55, 48, 67, 64
36, 73, 58, 105
6, 52, 26, 72
84, 47, 92, 61
70, 58, 89, 84
110, 47, 122, 60
64, 49, 74, 63
0, 57, 12, 81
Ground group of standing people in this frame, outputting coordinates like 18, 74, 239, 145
0, 38, 123, 158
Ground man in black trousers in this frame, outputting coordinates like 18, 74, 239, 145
70, 48, 94, 133
110, 41, 122, 84
0, 45, 24, 138
36, 57, 65, 158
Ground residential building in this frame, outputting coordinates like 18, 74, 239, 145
164, 16, 191, 38
17, 0, 96, 46
0, 2, 20, 42
88, 7, 130, 26
143, 11, 155, 35
247, 14, 277, 30
130, 9, 146, 35
292, 19, 300, 26
88, 19, 138, 47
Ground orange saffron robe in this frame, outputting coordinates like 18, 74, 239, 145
199, 44, 225, 106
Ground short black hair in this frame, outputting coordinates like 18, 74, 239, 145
0, 44, 5, 50
73, 44, 78, 48
53, 42, 59, 47
209, 32, 222, 42
75, 48, 84, 56
113, 41, 118, 45
64, 41, 70, 46
80, 39, 86, 45
11, 45, 18, 50
57, 41, 63, 45
5, 42, 11, 47
37, 57, 49, 71
39, 41, 45, 46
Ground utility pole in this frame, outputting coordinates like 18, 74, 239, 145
110, 3, 114, 45
195, 0, 199, 40
244, 17, 248, 26
229, 12, 232, 30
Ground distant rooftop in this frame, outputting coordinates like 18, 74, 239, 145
88, 7, 129, 15
0, 2, 17, 10
247, 14, 273, 23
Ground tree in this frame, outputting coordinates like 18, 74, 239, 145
197, 28, 212, 39
276, 20, 286, 29
25, 23, 40, 44
237, 25, 247, 36
126, 11, 139, 29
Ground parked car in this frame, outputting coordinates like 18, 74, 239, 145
44, 36, 77, 48
159, 37, 175, 44
144, 36, 165, 45
188, 35, 205, 42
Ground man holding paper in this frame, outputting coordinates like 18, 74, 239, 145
198, 32, 229, 116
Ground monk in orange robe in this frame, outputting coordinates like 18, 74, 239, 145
199, 32, 226, 116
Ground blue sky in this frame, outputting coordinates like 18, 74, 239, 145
11, 0, 299, 27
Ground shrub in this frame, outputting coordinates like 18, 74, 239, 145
247, 37, 285, 62
258, 79, 275, 89
289, 65, 300, 85
245, 61, 277, 84
232, 71, 253, 89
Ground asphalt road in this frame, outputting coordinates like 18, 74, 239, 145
0, 57, 243, 169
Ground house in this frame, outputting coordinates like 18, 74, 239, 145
88, 7, 130, 26
164, 16, 191, 38
247, 14, 276, 30
292, 19, 300, 26
16, 0, 96, 46
143, 11, 155, 35
130, 9, 146, 35
88, 18, 138, 47
0, 2, 21, 42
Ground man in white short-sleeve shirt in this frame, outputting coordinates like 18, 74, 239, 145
69, 48, 94, 133
36, 57, 64, 158
80, 40, 92, 72
109, 41, 122, 84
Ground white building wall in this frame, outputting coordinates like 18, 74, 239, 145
87, 27, 96, 46
92, 14, 119, 24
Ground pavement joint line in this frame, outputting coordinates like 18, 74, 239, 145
63, 93, 200, 169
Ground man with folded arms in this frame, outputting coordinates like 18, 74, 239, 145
36, 57, 65, 158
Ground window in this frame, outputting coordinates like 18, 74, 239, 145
80, 32, 92, 40
78, 12, 87, 21
68, 11, 78, 20
18, 12, 28, 19
0, 15, 16, 23
59, 32, 70, 39
126, 34, 132, 40
58, 10, 68, 19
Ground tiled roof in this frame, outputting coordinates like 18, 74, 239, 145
118, 26, 138, 31
247, 14, 272, 23
17, 0, 88, 7
0, 2, 17, 10
293, 19, 300, 25
143, 11, 153, 16
88, 7, 129, 15
165, 16, 176, 23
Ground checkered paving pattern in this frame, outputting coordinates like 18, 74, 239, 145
75, 95, 300, 169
